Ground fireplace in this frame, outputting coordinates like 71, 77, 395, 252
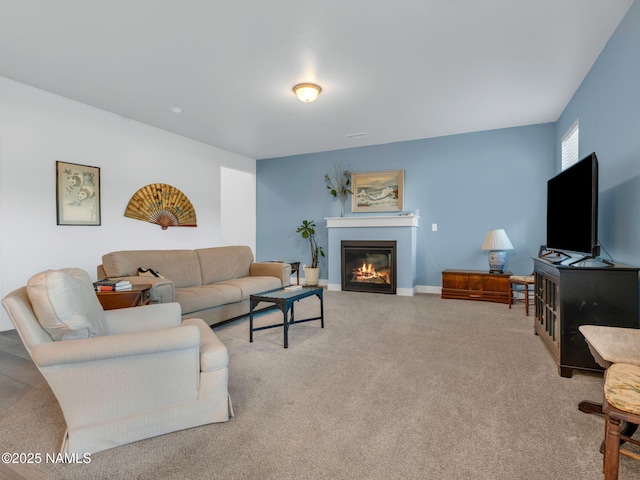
341, 240, 397, 294
327, 215, 418, 296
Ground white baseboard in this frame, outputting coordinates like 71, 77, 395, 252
396, 287, 416, 296
417, 285, 442, 295
325, 284, 441, 297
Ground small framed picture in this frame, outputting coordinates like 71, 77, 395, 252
56, 161, 101, 226
351, 169, 404, 213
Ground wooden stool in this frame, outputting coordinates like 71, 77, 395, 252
603, 363, 640, 480
509, 275, 534, 315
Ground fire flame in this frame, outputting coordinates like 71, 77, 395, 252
355, 262, 379, 280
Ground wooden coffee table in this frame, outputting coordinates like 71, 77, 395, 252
249, 286, 323, 348
96, 284, 152, 310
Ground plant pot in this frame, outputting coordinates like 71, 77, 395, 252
303, 266, 320, 286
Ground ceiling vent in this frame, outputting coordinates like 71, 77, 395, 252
346, 132, 368, 139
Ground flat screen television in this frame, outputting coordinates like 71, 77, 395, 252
546, 152, 599, 261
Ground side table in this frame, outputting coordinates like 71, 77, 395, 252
96, 284, 152, 310
267, 260, 300, 285
578, 325, 640, 449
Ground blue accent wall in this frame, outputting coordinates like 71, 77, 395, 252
258, 0, 640, 284
257, 124, 555, 287
556, 0, 640, 266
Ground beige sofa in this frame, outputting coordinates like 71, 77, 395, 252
98, 246, 291, 326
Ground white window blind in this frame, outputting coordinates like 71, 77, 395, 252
561, 120, 579, 170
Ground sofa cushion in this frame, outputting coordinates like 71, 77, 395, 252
102, 250, 202, 288
216, 276, 282, 300
26, 268, 107, 341
176, 284, 243, 315
196, 246, 253, 285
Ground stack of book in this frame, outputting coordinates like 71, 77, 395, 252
93, 279, 132, 291
284, 285, 303, 291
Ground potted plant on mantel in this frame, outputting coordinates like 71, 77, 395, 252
296, 219, 325, 286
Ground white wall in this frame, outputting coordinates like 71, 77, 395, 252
0, 76, 256, 331
221, 167, 256, 250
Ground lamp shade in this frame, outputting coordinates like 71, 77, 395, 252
481, 229, 514, 251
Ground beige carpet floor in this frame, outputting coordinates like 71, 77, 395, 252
1, 291, 639, 479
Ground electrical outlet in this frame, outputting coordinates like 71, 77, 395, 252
432, 223, 438, 231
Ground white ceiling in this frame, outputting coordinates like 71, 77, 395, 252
0, 0, 633, 159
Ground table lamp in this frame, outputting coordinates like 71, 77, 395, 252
481, 229, 514, 273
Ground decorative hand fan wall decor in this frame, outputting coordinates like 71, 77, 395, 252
124, 183, 197, 230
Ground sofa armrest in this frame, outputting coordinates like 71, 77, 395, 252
182, 318, 229, 372
250, 262, 292, 286
31, 324, 200, 367
105, 303, 182, 334
31, 326, 204, 425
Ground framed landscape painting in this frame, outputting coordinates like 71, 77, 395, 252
56, 161, 101, 225
351, 169, 404, 213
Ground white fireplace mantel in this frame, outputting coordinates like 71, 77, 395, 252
325, 214, 419, 229
325, 214, 419, 296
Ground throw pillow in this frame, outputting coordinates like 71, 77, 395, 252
26, 268, 108, 341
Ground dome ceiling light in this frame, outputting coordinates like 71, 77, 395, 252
292, 83, 322, 103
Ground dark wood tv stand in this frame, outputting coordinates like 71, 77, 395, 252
533, 257, 639, 377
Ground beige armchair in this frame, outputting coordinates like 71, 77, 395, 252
1, 268, 233, 455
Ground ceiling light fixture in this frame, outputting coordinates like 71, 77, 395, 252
293, 83, 322, 103
170, 106, 183, 115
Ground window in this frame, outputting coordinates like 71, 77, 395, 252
561, 120, 579, 170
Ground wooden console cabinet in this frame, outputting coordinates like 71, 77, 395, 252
533, 258, 639, 377
441, 270, 512, 304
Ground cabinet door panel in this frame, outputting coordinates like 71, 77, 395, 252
468, 275, 483, 291
442, 274, 469, 289
483, 276, 506, 292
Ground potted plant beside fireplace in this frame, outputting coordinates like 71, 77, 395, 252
296, 219, 325, 286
